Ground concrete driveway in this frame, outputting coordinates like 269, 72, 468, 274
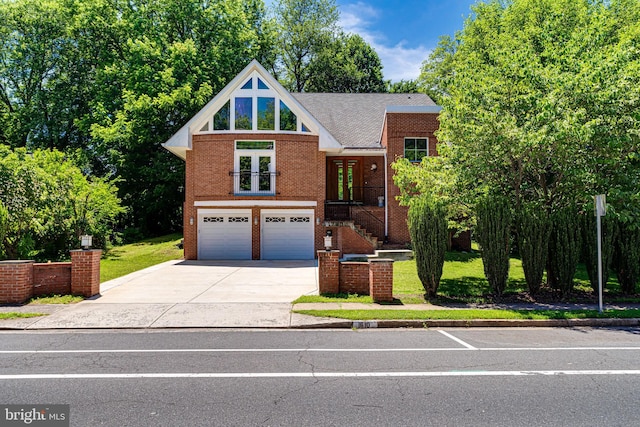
10, 260, 327, 329
98, 260, 319, 303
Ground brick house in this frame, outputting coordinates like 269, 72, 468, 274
163, 60, 458, 260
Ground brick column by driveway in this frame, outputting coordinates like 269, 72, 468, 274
0, 260, 34, 304
318, 250, 340, 294
70, 249, 102, 297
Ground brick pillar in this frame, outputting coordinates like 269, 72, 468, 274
0, 260, 34, 304
70, 249, 102, 297
369, 258, 394, 303
318, 250, 340, 294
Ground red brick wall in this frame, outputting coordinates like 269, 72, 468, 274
383, 112, 440, 244
0, 261, 34, 304
70, 250, 101, 297
325, 226, 376, 255
369, 259, 394, 302
33, 263, 71, 296
318, 250, 340, 294
339, 262, 369, 294
184, 133, 324, 260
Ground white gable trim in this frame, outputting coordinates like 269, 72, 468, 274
162, 60, 341, 160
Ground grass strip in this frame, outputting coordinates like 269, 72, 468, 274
28, 295, 84, 304
293, 309, 640, 321
293, 294, 373, 304
0, 312, 46, 320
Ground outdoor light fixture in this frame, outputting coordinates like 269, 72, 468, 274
254, 217, 259, 225
371, 163, 378, 172
324, 230, 333, 251
80, 235, 93, 250
189, 217, 194, 226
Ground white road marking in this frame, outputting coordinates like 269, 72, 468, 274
2, 370, 640, 380
438, 330, 478, 350
1, 347, 640, 354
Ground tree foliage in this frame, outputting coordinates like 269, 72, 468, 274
409, 0, 640, 295
407, 195, 448, 298
306, 33, 385, 93
0, 145, 124, 261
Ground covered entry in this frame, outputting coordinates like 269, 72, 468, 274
261, 209, 314, 260
198, 209, 252, 260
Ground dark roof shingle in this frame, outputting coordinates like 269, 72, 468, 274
291, 93, 436, 148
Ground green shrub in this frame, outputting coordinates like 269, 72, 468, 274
580, 212, 617, 292
517, 203, 551, 295
408, 195, 448, 298
613, 220, 640, 295
547, 206, 581, 295
475, 194, 511, 296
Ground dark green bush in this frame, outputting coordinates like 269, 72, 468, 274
408, 195, 448, 298
580, 212, 617, 292
475, 194, 511, 296
547, 206, 581, 295
517, 203, 551, 295
613, 220, 640, 295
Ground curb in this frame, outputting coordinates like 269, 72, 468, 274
292, 318, 640, 329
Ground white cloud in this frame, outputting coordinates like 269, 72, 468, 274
339, 2, 430, 82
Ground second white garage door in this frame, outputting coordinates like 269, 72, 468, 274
261, 211, 314, 260
198, 210, 252, 260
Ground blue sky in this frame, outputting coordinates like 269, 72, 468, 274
337, 0, 477, 82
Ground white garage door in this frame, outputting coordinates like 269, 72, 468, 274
262, 213, 314, 260
198, 211, 252, 260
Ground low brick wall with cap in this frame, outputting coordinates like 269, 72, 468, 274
0, 250, 102, 304
317, 251, 394, 303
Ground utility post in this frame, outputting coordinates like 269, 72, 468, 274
595, 194, 606, 313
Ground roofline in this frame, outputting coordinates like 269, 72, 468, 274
385, 105, 442, 114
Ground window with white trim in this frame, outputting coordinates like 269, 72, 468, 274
204, 72, 306, 133
404, 137, 428, 162
234, 141, 275, 195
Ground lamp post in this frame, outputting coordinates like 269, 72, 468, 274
324, 230, 333, 251
80, 235, 93, 250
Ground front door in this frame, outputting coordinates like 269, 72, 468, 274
326, 157, 363, 202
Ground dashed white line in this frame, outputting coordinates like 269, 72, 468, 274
2, 370, 640, 380
438, 330, 478, 350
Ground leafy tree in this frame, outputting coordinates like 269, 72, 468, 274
273, 0, 339, 91
475, 194, 511, 296
407, 195, 448, 298
417, 35, 457, 104
306, 33, 385, 93
0, 145, 124, 260
387, 79, 420, 94
517, 202, 551, 295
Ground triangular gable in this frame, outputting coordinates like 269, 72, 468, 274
163, 60, 341, 160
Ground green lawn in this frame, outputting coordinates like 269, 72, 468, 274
100, 234, 183, 283
392, 251, 618, 303
0, 312, 46, 320
293, 308, 640, 321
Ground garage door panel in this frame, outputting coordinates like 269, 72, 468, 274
262, 214, 314, 260
199, 213, 251, 260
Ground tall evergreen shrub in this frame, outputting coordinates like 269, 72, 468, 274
580, 212, 617, 292
475, 195, 511, 296
408, 195, 448, 298
614, 220, 640, 295
517, 203, 551, 295
547, 206, 581, 295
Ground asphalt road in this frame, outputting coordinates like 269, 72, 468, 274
2, 328, 640, 426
